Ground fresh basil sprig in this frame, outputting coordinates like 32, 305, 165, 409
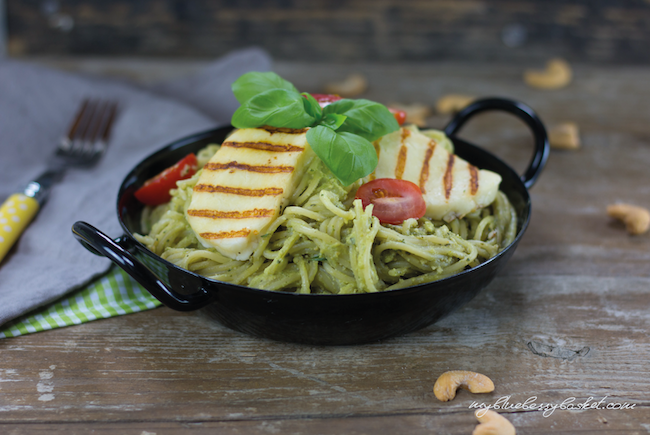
232, 89, 316, 129
301, 92, 323, 122
232, 71, 299, 104
231, 71, 399, 185
320, 113, 347, 130
322, 99, 398, 142
306, 126, 378, 186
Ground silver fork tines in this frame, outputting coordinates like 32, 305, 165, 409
57, 99, 118, 162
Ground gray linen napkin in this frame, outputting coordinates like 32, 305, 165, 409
0, 47, 272, 326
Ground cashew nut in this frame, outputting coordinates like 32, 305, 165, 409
389, 102, 432, 127
433, 370, 494, 402
607, 203, 650, 235
473, 410, 516, 435
435, 94, 475, 115
323, 73, 368, 97
548, 122, 581, 150
524, 58, 572, 90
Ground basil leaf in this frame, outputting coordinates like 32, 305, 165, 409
323, 99, 400, 142
301, 92, 322, 124
321, 113, 347, 130
232, 72, 299, 105
306, 126, 378, 186
231, 88, 315, 129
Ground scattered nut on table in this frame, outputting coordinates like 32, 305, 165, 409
323, 73, 368, 97
524, 58, 572, 90
388, 102, 431, 126
607, 203, 650, 235
473, 409, 516, 435
548, 122, 581, 150
433, 370, 494, 402
435, 94, 475, 115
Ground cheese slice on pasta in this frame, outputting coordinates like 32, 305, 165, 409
371, 126, 502, 222
187, 127, 315, 260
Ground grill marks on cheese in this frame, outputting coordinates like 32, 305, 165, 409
203, 161, 294, 173
468, 165, 479, 196
201, 229, 253, 240
394, 128, 411, 179
187, 127, 314, 260
419, 142, 435, 191
188, 208, 275, 220
372, 126, 501, 222
222, 141, 305, 153
193, 184, 284, 197
443, 154, 455, 200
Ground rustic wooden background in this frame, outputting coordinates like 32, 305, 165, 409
5, 0, 650, 64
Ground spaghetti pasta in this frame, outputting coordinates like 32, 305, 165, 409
135, 137, 517, 294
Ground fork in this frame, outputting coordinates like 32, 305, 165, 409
0, 99, 118, 262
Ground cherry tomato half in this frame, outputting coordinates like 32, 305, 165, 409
134, 153, 198, 206
308, 93, 343, 108
355, 178, 427, 225
388, 107, 407, 126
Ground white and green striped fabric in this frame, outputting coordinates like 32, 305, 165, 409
0, 268, 161, 338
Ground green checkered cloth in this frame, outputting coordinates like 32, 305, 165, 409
0, 267, 161, 338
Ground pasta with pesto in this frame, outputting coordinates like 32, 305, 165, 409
135, 137, 517, 294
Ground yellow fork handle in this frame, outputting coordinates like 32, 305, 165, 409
0, 193, 40, 262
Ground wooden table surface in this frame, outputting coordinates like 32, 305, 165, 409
1, 58, 649, 434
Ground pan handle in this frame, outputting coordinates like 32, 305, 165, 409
443, 97, 549, 189
72, 221, 213, 311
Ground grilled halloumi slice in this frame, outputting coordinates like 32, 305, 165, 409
187, 127, 315, 260
371, 126, 501, 222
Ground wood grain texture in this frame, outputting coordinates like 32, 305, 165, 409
6, 0, 650, 64
1, 278, 649, 433
1, 59, 650, 433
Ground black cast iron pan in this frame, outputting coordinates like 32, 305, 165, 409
72, 98, 549, 345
